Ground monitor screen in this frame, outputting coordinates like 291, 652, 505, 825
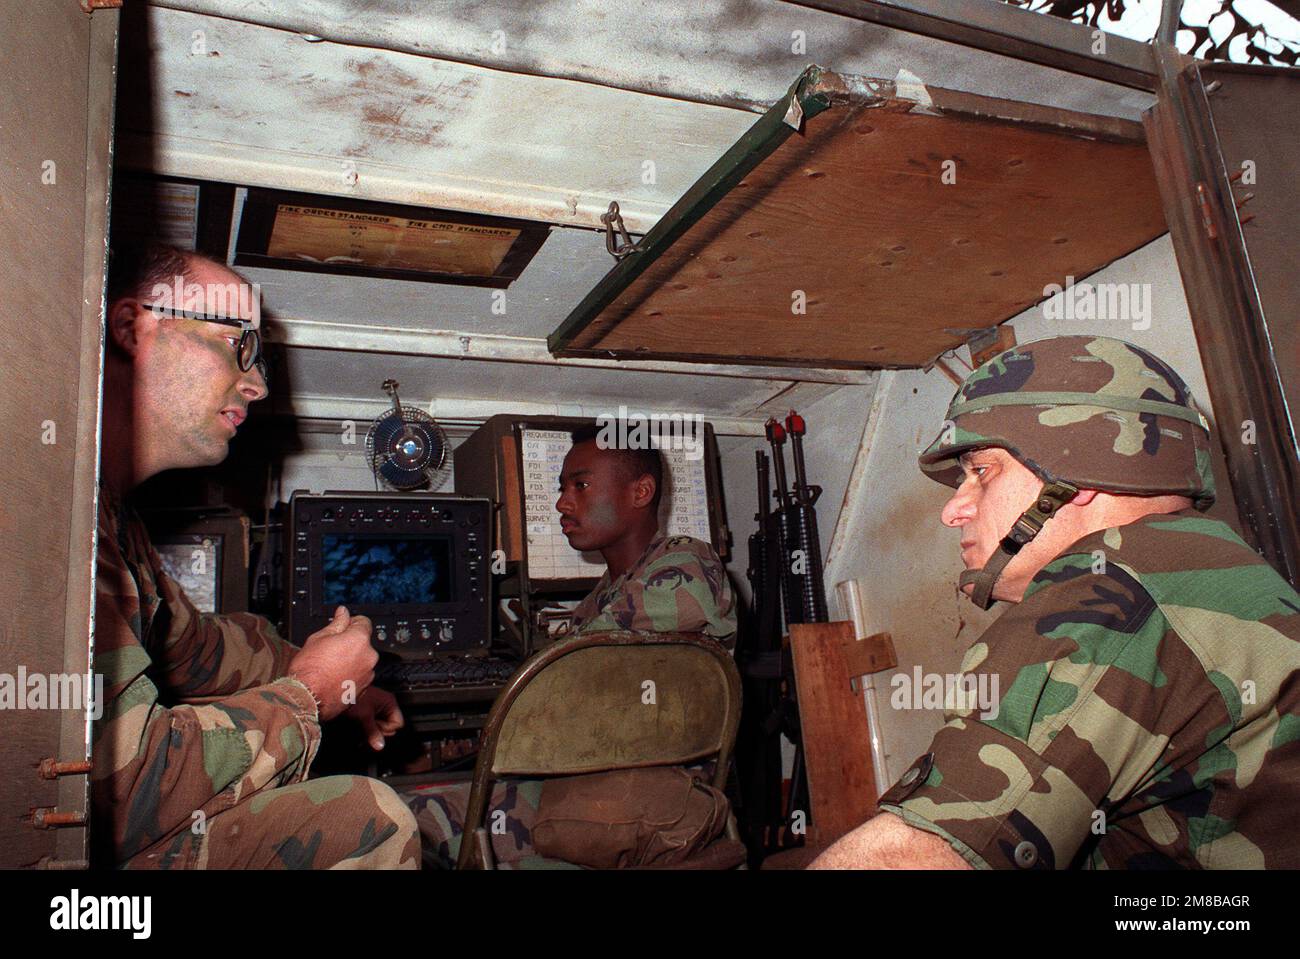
155, 536, 221, 613
321, 535, 454, 607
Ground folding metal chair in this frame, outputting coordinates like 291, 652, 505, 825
456, 630, 745, 869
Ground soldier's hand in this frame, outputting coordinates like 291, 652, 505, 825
345, 685, 405, 751
287, 606, 377, 721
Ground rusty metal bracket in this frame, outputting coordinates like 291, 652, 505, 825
600, 202, 642, 261
37, 758, 93, 780
966, 324, 1017, 368
80, 0, 123, 11
30, 807, 88, 829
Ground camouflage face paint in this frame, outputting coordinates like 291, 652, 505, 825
587, 500, 619, 528
557, 441, 643, 553
136, 258, 267, 474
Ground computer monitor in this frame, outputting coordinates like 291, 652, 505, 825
285, 492, 492, 657
154, 536, 222, 613
140, 509, 251, 614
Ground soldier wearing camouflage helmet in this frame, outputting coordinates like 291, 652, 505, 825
814, 335, 1300, 870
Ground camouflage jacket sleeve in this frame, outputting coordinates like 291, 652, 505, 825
574, 537, 737, 646
146, 540, 299, 700
878, 552, 1228, 870
91, 497, 322, 863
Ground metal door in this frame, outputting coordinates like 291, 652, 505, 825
0, 0, 119, 868
1145, 54, 1300, 587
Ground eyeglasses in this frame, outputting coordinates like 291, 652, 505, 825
139, 302, 270, 387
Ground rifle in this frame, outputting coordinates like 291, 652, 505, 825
736, 450, 786, 860
745, 450, 771, 630
738, 414, 828, 855
785, 411, 828, 623
765, 418, 800, 627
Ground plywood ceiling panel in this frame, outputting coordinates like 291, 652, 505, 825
551, 70, 1168, 369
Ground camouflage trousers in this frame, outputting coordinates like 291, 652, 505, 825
124, 775, 421, 870
402, 778, 543, 869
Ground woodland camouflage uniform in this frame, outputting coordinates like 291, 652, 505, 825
404, 534, 735, 868
878, 335, 1300, 869
569, 535, 736, 647
92, 484, 420, 869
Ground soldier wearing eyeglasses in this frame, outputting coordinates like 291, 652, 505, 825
92, 244, 419, 870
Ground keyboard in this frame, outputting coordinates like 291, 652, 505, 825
377, 655, 519, 707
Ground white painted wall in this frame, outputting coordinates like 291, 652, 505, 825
277, 449, 403, 499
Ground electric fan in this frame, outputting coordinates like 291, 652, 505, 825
364, 379, 451, 491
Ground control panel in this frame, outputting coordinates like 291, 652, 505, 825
285, 492, 492, 657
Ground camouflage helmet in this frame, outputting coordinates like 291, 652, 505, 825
920, 335, 1216, 508
920, 335, 1216, 610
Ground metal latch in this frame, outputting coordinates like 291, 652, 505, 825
601, 202, 642, 261
80, 0, 123, 11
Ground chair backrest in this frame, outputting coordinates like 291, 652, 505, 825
458, 630, 741, 868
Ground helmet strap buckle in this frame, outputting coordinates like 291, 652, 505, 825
960, 480, 1079, 610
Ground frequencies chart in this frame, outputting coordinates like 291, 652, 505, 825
520, 428, 714, 581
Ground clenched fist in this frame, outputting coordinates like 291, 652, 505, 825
287, 606, 377, 721
345, 686, 405, 751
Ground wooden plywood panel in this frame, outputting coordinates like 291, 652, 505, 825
555, 70, 1167, 369
789, 621, 896, 847
498, 432, 523, 561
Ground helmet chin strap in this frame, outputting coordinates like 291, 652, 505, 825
959, 480, 1079, 610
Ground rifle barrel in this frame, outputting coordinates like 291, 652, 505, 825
784, 411, 827, 622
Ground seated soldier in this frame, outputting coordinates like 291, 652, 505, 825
94, 243, 419, 869
559, 422, 736, 644
404, 422, 736, 867
811, 335, 1300, 869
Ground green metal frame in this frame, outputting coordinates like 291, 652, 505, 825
547, 65, 839, 357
